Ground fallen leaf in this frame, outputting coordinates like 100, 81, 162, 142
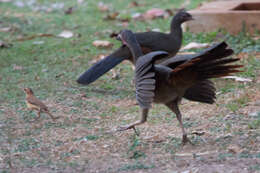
109, 31, 119, 38
227, 144, 242, 154
151, 28, 161, 32
98, 2, 110, 12
128, 1, 139, 7
0, 40, 12, 48
191, 131, 205, 136
252, 36, 260, 41
64, 7, 74, 15
104, 12, 119, 20
77, 0, 84, 4
143, 8, 165, 19
222, 76, 252, 82
181, 42, 210, 51
0, 27, 12, 32
111, 69, 120, 80
16, 33, 54, 41
165, 9, 175, 16
89, 54, 106, 64
131, 13, 142, 20
34, 75, 40, 81
92, 40, 113, 48
143, 135, 165, 143
58, 30, 73, 38
12, 64, 23, 70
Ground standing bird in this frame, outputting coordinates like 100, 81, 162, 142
117, 30, 242, 144
77, 9, 193, 85
23, 88, 59, 121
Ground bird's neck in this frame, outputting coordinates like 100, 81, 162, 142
170, 20, 183, 39
128, 43, 143, 64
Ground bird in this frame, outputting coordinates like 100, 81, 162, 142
77, 9, 193, 85
116, 30, 242, 145
23, 88, 59, 121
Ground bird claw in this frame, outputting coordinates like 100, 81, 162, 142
117, 125, 139, 136
182, 134, 194, 146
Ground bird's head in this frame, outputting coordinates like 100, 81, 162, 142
116, 29, 137, 48
116, 29, 143, 61
23, 88, 34, 95
174, 9, 194, 24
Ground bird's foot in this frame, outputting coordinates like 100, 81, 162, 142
117, 124, 139, 136
182, 134, 194, 146
51, 116, 60, 121
28, 115, 41, 123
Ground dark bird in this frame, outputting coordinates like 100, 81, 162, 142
117, 30, 242, 144
23, 88, 59, 121
77, 9, 193, 85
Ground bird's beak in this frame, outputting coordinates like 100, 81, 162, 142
188, 16, 194, 21
77, 55, 126, 85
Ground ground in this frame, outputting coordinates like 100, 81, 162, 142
0, 0, 260, 172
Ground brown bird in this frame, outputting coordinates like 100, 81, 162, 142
117, 30, 242, 144
23, 88, 59, 121
77, 9, 193, 85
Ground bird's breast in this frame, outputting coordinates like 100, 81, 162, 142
26, 102, 40, 110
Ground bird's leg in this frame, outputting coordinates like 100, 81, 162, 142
35, 110, 42, 121
44, 110, 59, 121
166, 101, 193, 145
117, 108, 149, 135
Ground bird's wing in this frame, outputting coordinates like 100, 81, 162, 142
135, 51, 168, 108
27, 96, 48, 110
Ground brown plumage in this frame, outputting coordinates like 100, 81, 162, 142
23, 88, 59, 121
117, 30, 243, 145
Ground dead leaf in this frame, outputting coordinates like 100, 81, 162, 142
128, 1, 139, 8
131, 13, 142, 20
143, 8, 166, 20
252, 36, 260, 41
92, 40, 113, 48
16, 33, 54, 41
104, 12, 119, 20
143, 135, 165, 143
109, 31, 119, 38
181, 42, 210, 51
111, 68, 121, 80
0, 27, 12, 32
165, 9, 175, 16
64, 7, 74, 15
58, 30, 73, 38
227, 144, 242, 154
12, 64, 23, 71
98, 2, 110, 12
0, 40, 12, 48
191, 131, 205, 136
34, 76, 40, 81
90, 54, 106, 65
77, 0, 84, 4
222, 76, 252, 82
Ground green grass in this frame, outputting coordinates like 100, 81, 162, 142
1, 0, 260, 172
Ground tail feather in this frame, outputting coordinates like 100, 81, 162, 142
184, 80, 216, 104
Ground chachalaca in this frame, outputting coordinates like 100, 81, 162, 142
23, 88, 59, 121
77, 9, 193, 85
117, 30, 242, 144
